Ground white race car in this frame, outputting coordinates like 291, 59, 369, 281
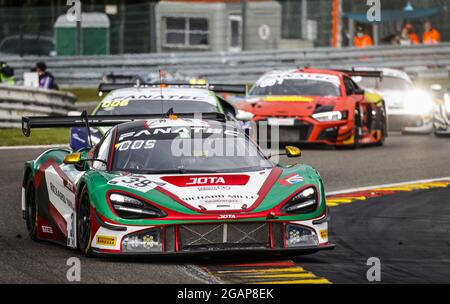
352, 68, 435, 134
433, 85, 450, 136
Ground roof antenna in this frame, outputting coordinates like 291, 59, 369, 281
159, 69, 164, 117
82, 110, 93, 148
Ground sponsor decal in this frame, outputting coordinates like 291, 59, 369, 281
197, 186, 231, 191
264, 96, 313, 103
108, 175, 163, 193
49, 182, 74, 209
67, 212, 76, 248
218, 214, 236, 219
96, 235, 117, 247
110, 94, 209, 102
118, 127, 239, 142
161, 175, 250, 187
278, 174, 304, 186
42, 226, 54, 234
320, 229, 328, 239
182, 194, 257, 202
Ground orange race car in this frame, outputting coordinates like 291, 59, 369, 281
235, 68, 387, 148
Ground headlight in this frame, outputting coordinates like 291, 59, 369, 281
109, 193, 166, 219
312, 111, 343, 122
285, 224, 318, 247
282, 187, 318, 214
404, 90, 434, 114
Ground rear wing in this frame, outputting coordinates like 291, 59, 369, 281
102, 73, 144, 83
22, 112, 226, 137
334, 69, 383, 79
98, 82, 247, 95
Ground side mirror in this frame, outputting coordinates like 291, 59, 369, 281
430, 84, 443, 92
285, 146, 301, 158
236, 110, 254, 121
63, 152, 82, 165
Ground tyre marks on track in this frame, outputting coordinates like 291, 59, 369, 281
203, 260, 331, 284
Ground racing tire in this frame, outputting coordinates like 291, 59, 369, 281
351, 107, 362, 149
25, 177, 38, 241
77, 186, 93, 257
374, 109, 386, 146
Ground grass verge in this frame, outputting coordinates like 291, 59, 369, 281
0, 128, 69, 146
61, 87, 101, 103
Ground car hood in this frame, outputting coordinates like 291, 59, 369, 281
94, 164, 322, 215
105, 169, 274, 212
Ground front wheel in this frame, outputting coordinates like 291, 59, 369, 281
374, 109, 386, 146
25, 177, 38, 241
77, 186, 93, 257
351, 107, 362, 149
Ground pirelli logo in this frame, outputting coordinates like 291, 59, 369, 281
320, 229, 328, 239
96, 235, 117, 246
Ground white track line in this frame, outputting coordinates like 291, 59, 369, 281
327, 176, 450, 195
0, 144, 69, 150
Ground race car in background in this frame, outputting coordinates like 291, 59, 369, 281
102, 70, 190, 85
350, 67, 435, 134
70, 83, 246, 151
432, 84, 450, 137
234, 68, 387, 148
21, 113, 333, 256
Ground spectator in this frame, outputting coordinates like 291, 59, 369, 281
404, 23, 419, 44
0, 62, 15, 85
399, 28, 412, 46
422, 21, 440, 45
34, 61, 58, 90
353, 26, 373, 48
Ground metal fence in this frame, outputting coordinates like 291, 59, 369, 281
0, 1, 449, 56
3, 43, 450, 87
0, 85, 76, 128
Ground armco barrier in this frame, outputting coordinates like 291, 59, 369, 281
0, 85, 76, 128
3, 43, 450, 87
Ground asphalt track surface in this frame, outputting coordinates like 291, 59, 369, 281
0, 133, 449, 283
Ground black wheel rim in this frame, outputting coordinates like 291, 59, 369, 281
26, 182, 36, 234
78, 192, 91, 250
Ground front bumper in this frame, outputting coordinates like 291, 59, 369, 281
90, 217, 332, 257
388, 113, 433, 134
256, 117, 351, 146
91, 244, 335, 257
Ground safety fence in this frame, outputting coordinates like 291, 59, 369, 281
0, 85, 76, 128
3, 43, 450, 87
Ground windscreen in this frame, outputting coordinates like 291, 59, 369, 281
250, 73, 341, 97
113, 124, 272, 173
95, 100, 218, 116
354, 76, 412, 91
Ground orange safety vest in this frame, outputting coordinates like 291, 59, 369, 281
354, 34, 373, 48
409, 32, 419, 44
423, 29, 440, 44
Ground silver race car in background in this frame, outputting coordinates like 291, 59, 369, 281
351, 68, 435, 134
432, 84, 450, 137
